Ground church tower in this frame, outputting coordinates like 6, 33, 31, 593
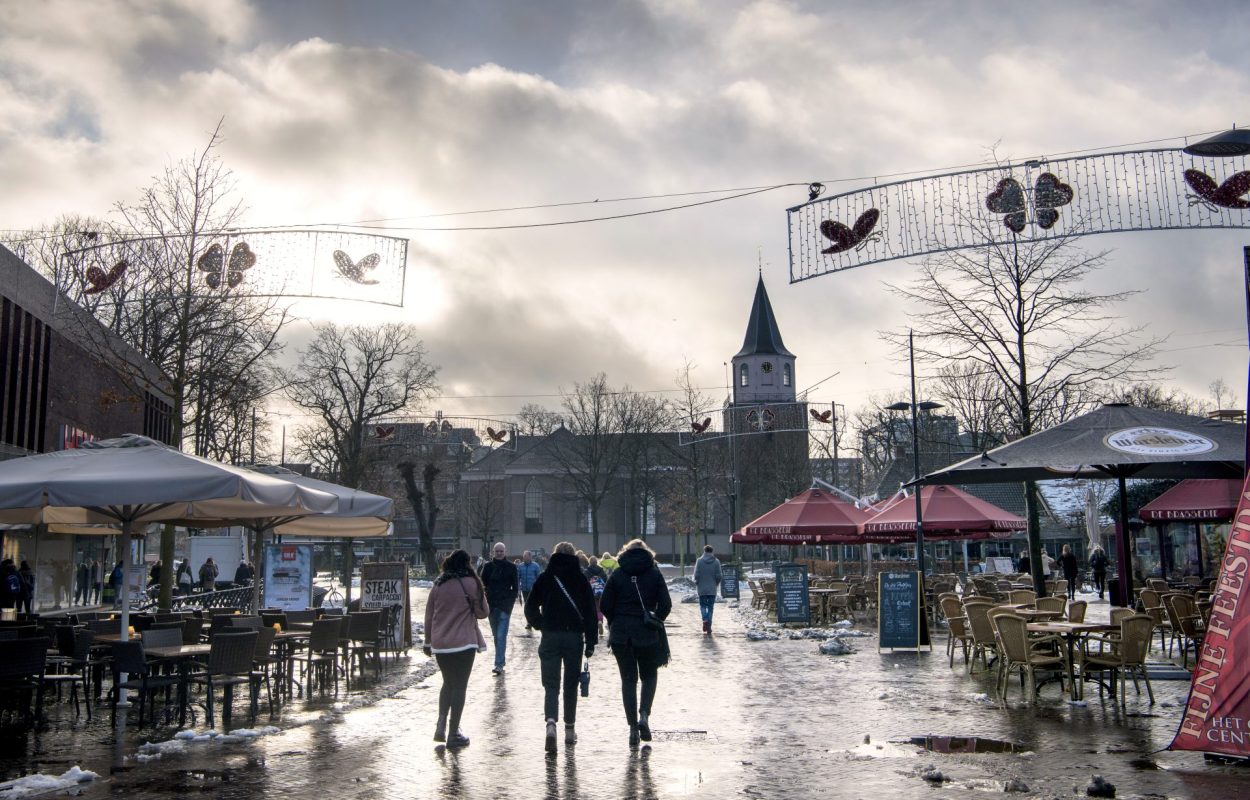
731, 274, 796, 406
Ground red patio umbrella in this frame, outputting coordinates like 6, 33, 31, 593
729, 488, 869, 545
859, 485, 1025, 543
1139, 479, 1241, 522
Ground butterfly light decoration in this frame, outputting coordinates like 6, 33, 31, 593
333, 250, 381, 285
819, 209, 881, 254
985, 172, 1073, 233
486, 427, 509, 443
83, 260, 127, 294
809, 409, 832, 423
745, 408, 775, 432
690, 417, 712, 434
375, 426, 396, 440
197, 242, 256, 289
1183, 169, 1250, 210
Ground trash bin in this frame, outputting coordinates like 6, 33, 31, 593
1108, 579, 1123, 608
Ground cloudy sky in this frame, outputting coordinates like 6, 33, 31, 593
2, 0, 1248, 432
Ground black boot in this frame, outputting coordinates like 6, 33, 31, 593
434, 713, 447, 742
629, 723, 640, 748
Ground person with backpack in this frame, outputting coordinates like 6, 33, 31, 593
198, 557, 218, 593
600, 538, 672, 749
108, 560, 123, 609
175, 559, 194, 595
524, 541, 598, 751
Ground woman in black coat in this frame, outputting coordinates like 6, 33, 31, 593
524, 541, 598, 750
599, 538, 672, 748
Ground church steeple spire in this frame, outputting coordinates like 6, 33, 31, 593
735, 274, 794, 358
731, 273, 796, 405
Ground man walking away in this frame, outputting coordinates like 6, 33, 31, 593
1089, 546, 1108, 600
199, 557, 218, 593
693, 545, 723, 635
517, 550, 541, 632
479, 542, 519, 675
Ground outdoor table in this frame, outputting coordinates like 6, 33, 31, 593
144, 643, 212, 726
807, 588, 842, 626
1026, 621, 1115, 700
272, 631, 310, 699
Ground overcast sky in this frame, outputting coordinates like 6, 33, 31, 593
2, 0, 1248, 433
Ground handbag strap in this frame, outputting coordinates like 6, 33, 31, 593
553, 576, 584, 622
632, 575, 650, 613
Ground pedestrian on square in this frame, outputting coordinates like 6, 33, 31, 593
1059, 544, 1079, 600
148, 560, 162, 588
524, 541, 598, 751
424, 549, 488, 748
233, 560, 252, 585
517, 551, 541, 631
175, 559, 193, 596
600, 551, 618, 573
693, 545, 723, 635
17, 560, 34, 614
198, 557, 218, 593
479, 541, 518, 675
0, 559, 18, 610
108, 560, 123, 608
1089, 545, 1109, 600
90, 559, 101, 603
1016, 551, 1031, 577
600, 538, 672, 749
75, 560, 90, 605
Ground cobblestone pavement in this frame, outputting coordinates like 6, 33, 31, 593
4, 586, 1250, 799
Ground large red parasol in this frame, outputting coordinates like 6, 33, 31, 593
859, 485, 1025, 543
730, 488, 869, 545
1139, 478, 1242, 522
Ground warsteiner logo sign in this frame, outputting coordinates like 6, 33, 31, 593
1103, 427, 1217, 456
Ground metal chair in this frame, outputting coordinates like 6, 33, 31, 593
108, 639, 181, 726
302, 619, 342, 696
187, 630, 262, 728
0, 637, 49, 726
345, 612, 382, 680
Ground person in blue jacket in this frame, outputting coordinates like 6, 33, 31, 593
517, 550, 542, 631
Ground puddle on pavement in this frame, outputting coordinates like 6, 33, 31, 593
898, 735, 1023, 754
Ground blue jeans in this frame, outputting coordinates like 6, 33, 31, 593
488, 608, 511, 669
698, 595, 716, 623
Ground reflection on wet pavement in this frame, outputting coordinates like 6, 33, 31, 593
4, 585, 1250, 799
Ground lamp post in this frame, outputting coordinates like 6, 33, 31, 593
886, 330, 944, 578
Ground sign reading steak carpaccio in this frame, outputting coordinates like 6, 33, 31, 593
1170, 475, 1250, 758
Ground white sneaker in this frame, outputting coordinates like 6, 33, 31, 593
545, 719, 557, 751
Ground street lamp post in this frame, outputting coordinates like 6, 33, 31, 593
886, 330, 944, 578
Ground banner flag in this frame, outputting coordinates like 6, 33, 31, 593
1170, 474, 1250, 757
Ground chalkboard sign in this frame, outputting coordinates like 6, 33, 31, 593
721, 564, 741, 600
774, 563, 810, 625
877, 571, 931, 650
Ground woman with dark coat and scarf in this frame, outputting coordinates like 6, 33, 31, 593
599, 538, 672, 748
524, 541, 599, 751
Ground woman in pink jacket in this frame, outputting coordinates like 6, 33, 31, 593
424, 549, 489, 748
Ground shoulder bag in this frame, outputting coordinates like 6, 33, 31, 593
632, 575, 664, 631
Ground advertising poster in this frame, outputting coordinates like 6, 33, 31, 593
361, 561, 412, 649
264, 544, 313, 611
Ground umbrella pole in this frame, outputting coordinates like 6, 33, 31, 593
252, 526, 266, 615
1116, 476, 1134, 607
1195, 522, 1204, 579
119, 523, 131, 708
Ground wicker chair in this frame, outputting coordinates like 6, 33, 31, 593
1167, 594, 1206, 670
1008, 589, 1037, 605
1035, 596, 1066, 617
995, 614, 1067, 705
939, 595, 972, 668
1066, 600, 1087, 623
963, 603, 999, 674
1080, 613, 1155, 706
187, 630, 262, 728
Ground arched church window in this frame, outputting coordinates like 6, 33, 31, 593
739, 363, 749, 387
524, 478, 543, 534
783, 363, 792, 387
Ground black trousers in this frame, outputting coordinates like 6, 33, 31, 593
435, 650, 476, 733
1093, 570, 1107, 596
612, 642, 659, 726
539, 630, 583, 724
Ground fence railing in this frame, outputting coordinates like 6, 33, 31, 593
135, 584, 256, 612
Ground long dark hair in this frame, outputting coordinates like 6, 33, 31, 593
436, 549, 484, 595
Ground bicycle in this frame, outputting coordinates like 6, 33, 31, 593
321, 578, 344, 608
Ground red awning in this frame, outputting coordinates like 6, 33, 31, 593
1139, 479, 1242, 523
859, 485, 1025, 543
729, 488, 869, 545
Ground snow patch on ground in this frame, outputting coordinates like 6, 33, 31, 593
0, 767, 99, 797
847, 740, 919, 759
130, 726, 281, 762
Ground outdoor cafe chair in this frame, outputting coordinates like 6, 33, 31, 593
345, 611, 383, 680
1066, 600, 1087, 623
261, 612, 287, 629
108, 639, 181, 726
43, 628, 96, 719
1035, 596, 1066, 617
187, 630, 263, 728
285, 609, 317, 625
0, 637, 50, 726
1159, 593, 1186, 656
230, 615, 264, 630
302, 618, 343, 696
1079, 614, 1155, 707
1008, 589, 1036, 605
995, 614, 1067, 705
181, 617, 205, 645
248, 626, 278, 715
963, 603, 999, 674
1167, 594, 1206, 670
939, 595, 972, 668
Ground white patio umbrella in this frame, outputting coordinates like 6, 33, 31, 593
0, 434, 338, 704
1084, 486, 1103, 552
241, 465, 394, 612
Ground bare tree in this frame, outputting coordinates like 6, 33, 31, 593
517, 403, 562, 435
549, 373, 633, 556
398, 462, 441, 576
283, 322, 439, 489
462, 478, 506, 559
1103, 383, 1207, 415
930, 362, 1007, 453
888, 223, 1161, 592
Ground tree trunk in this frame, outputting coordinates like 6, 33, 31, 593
398, 462, 440, 576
